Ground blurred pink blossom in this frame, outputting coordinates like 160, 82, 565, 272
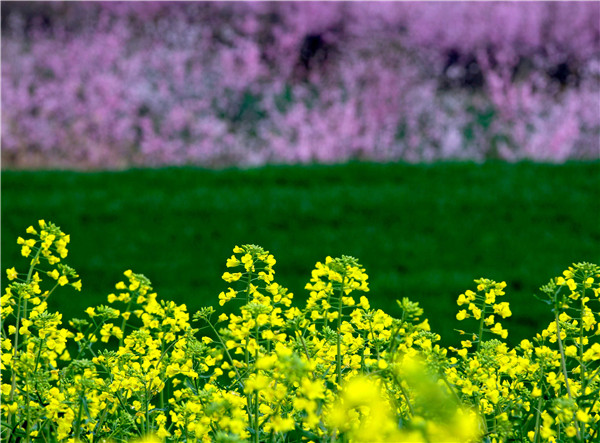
1, 1, 598, 169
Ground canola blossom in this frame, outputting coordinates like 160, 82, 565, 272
1, 221, 599, 442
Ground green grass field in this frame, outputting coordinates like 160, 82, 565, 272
2, 162, 599, 347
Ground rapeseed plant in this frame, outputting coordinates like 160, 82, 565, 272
1, 221, 598, 442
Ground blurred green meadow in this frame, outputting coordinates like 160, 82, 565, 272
2, 161, 599, 347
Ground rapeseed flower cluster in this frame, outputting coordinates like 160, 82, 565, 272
449, 265, 600, 442
1, 221, 598, 442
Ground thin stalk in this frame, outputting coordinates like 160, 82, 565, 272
25, 377, 32, 443
555, 309, 581, 440
584, 367, 600, 421
119, 298, 134, 347
439, 372, 462, 405
145, 381, 150, 435
9, 294, 23, 408
11, 248, 42, 397
74, 393, 84, 440
578, 290, 587, 440
42, 281, 60, 299
392, 372, 414, 417
160, 357, 165, 411
254, 322, 260, 443
206, 322, 243, 386
26, 247, 42, 283
184, 415, 189, 441
254, 391, 260, 443
92, 404, 110, 438
244, 269, 253, 371
324, 293, 331, 331
206, 320, 252, 419
367, 317, 380, 360
8, 247, 42, 441
385, 315, 403, 356
532, 361, 545, 443
297, 330, 311, 361
555, 311, 574, 399
473, 392, 489, 437
74, 320, 104, 360
476, 302, 487, 353
336, 278, 345, 386
579, 292, 585, 381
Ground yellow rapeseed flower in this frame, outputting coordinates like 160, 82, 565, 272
6, 267, 18, 280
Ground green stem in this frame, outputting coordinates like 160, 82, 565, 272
32, 338, 45, 373
145, 380, 150, 435
533, 365, 545, 443
555, 309, 581, 440
7, 247, 42, 440
184, 415, 189, 442
385, 316, 403, 356
245, 269, 253, 371
297, 330, 311, 361
555, 311, 573, 399
584, 365, 600, 390
578, 290, 587, 440
11, 247, 42, 390
555, 312, 574, 398
25, 376, 32, 443
473, 392, 489, 437
367, 317, 380, 361
92, 404, 110, 438
43, 281, 60, 300
254, 322, 260, 443
74, 392, 84, 440
207, 322, 243, 385
392, 372, 414, 417
206, 320, 252, 420
26, 247, 42, 283
324, 292, 331, 331
336, 278, 345, 386
579, 292, 585, 379
476, 302, 487, 353
439, 371, 462, 405
9, 293, 23, 407
254, 391, 260, 443
246, 269, 253, 305
119, 298, 134, 347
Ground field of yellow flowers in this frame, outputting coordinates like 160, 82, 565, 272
2, 221, 599, 442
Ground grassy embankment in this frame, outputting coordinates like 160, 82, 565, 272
2, 162, 599, 346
